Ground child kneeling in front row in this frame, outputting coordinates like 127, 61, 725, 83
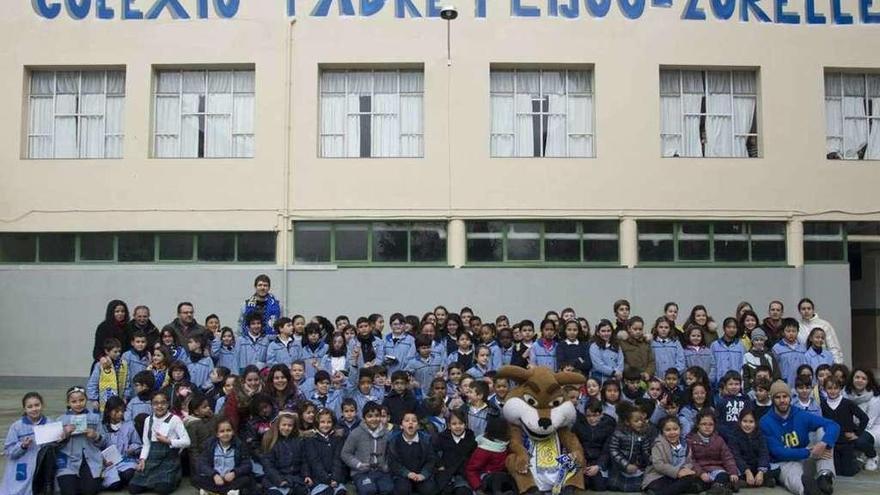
643, 416, 703, 495
193, 418, 255, 495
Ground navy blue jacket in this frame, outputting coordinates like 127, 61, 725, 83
196, 437, 252, 479
432, 429, 477, 476
262, 436, 307, 487
388, 431, 436, 479
571, 413, 616, 468
727, 428, 770, 474
304, 431, 347, 485
556, 340, 592, 376
383, 389, 420, 425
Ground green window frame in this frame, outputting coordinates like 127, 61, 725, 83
637, 221, 787, 265
292, 221, 448, 266
465, 220, 620, 265
804, 222, 847, 263
0, 232, 277, 264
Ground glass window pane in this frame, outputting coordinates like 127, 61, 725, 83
410, 224, 446, 262
584, 239, 619, 262
237, 232, 276, 262
334, 224, 368, 261
678, 222, 710, 261
805, 241, 845, 262
638, 221, 674, 262
294, 224, 331, 263
0, 234, 37, 262
80, 233, 115, 261
507, 223, 541, 261
372, 223, 408, 262
713, 222, 748, 262
804, 222, 843, 237
544, 221, 579, 262
197, 233, 235, 262
38, 234, 75, 262
846, 222, 880, 236
466, 221, 504, 262
118, 233, 155, 262
159, 233, 194, 261
751, 240, 786, 262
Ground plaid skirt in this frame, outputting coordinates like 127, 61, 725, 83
130, 442, 181, 488
607, 466, 644, 492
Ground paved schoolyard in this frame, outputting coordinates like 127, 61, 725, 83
2, 379, 879, 494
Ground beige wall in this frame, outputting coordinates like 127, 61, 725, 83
2, 1, 880, 233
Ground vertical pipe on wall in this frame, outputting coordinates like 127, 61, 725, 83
620, 217, 638, 269
788, 219, 805, 303
281, 19, 297, 312
448, 219, 466, 268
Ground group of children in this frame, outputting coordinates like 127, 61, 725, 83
3, 299, 878, 495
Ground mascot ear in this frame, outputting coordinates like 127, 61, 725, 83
496, 366, 533, 384
555, 371, 587, 386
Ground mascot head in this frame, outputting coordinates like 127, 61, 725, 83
496, 366, 586, 440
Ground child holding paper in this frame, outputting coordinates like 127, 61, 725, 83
56, 386, 108, 495
2, 392, 48, 495
129, 392, 191, 495
100, 396, 141, 490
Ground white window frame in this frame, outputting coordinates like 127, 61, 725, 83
824, 72, 880, 160
27, 70, 125, 159
490, 68, 594, 158
319, 69, 424, 158
153, 69, 255, 159
660, 69, 758, 158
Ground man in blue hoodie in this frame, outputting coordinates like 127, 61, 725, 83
760, 380, 839, 495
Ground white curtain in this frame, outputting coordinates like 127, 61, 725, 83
399, 71, 423, 157
29, 95, 53, 158
843, 74, 867, 159
867, 75, 880, 160
155, 95, 180, 157
659, 71, 681, 157
825, 98, 843, 157
733, 97, 756, 157
567, 94, 592, 157
205, 72, 233, 158
706, 72, 733, 157
320, 94, 345, 157
515, 93, 534, 157
54, 72, 78, 158
372, 93, 399, 157
346, 93, 362, 157
490, 71, 515, 157
233, 93, 255, 158
543, 72, 566, 157
681, 71, 703, 157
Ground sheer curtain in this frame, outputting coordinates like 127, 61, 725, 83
543, 71, 566, 157
233, 71, 255, 158
515, 71, 539, 157
346, 72, 371, 157
659, 71, 682, 157
867, 75, 880, 160
105, 71, 125, 158
399, 71, 423, 157
206, 71, 233, 158
705, 71, 733, 157
682, 71, 704, 157
842, 74, 868, 159
490, 71, 514, 157
732, 72, 756, 158
320, 71, 346, 157
54, 72, 79, 158
28, 72, 54, 158
567, 70, 592, 157
155, 71, 181, 158
372, 71, 400, 157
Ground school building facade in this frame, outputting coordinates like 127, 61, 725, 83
2, 1, 880, 377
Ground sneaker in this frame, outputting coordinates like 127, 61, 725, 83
707, 482, 727, 495
866, 456, 879, 471
816, 473, 834, 495
802, 458, 820, 495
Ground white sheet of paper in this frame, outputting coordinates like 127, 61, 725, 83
102, 445, 123, 466
33, 422, 64, 445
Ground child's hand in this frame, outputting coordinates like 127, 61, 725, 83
435, 371, 445, 379
700, 473, 712, 483
625, 463, 638, 474
304, 477, 313, 486
678, 467, 695, 478
20, 436, 32, 449
330, 480, 337, 488
136, 459, 145, 472
89, 401, 101, 412
223, 472, 235, 482
85, 428, 98, 440
156, 432, 170, 445
213, 474, 224, 486
62, 424, 75, 438
730, 474, 739, 485
585, 465, 600, 477
407, 472, 420, 481
845, 432, 858, 441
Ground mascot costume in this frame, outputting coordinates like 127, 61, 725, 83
496, 366, 586, 494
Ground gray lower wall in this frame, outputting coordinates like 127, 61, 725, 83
0, 264, 852, 377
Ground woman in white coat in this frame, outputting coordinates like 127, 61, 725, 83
797, 298, 843, 364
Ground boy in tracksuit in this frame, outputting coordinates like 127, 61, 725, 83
122, 331, 151, 399
341, 402, 394, 495
405, 335, 445, 396
236, 313, 269, 372
388, 412, 437, 495
383, 315, 416, 374
759, 380, 839, 495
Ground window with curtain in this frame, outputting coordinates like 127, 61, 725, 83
153, 69, 255, 158
28, 70, 125, 159
659, 69, 758, 158
825, 72, 880, 160
490, 69, 593, 157
319, 69, 424, 158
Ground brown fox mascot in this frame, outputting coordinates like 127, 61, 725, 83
496, 365, 586, 494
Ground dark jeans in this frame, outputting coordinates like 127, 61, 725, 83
57, 462, 99, 495
701, 471, 731, 489
392, 476, 438, 495
834, 441, 860, 476
646, 474, 702, 495
352, 470, 394, 495
855, 431, 877, 458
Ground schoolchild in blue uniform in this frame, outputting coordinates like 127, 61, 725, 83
159, 328, 187, 364
211, 327, 238, 372
529, 318, 559, 371
350, 317, 385, 370
345, 369, 382, 417
267, 317, 301, 368
305, 409, 348, 495
1, 392, 47, 495
496, 328, 515, 368
651, 317, 686, 379
122, 331, 151, 399
236, 313, 270, 373
556, 319, 591, 376
125, 371, 155, 422
338, 399, 362, 436
261, 411, 308, 495
290, 360, 314, 398
309, 371, 344, 417
185, 334, 214, 391
405, 335, 445, 396
589, 319, 624, 384
192, 418, 255, 495
100, 396, 141, 490
710, 317, 746, 387
772, 318, 807, 388
321, 333, 355, 382
804, 328, 834, 374
466, 345, 493, 380
301, 322, 329, 380
383, 313, 416, 374
447, 332, 475, 371
55, 386, 108, 495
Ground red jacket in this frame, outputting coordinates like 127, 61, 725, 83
687, 431, 738, 475
464, 438, 509, 489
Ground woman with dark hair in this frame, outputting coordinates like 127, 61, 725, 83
682, 305, 717, 346
265, 364, 299, 412
92, 299, 130, 363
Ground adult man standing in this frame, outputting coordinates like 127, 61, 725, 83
163, 301, 206, 344
126, 305, 160, 350
760, 380, 839, 495
238, 274, 282, 338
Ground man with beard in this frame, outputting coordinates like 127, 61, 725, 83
163, 301, 207, 344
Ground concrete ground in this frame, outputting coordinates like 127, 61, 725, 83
2, 381, 880, 494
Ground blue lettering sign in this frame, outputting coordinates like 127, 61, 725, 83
361, 0, 385, 15
618, 0, 646, 18
395, 0, 422, 16
862, 0, 880, 22
560, 0, 580, 17
512, 0, 541, 16
122, 0, 144, 19
475, 0, 487, 17
213, 0, 239, 18
146, 0, 190, 19
32, 0, 62, 19
831, 0, 853, 23
548, 0, 560, 15
66, 0, 91, 19
586, 0, 611, 17
740, 0, 771, 21
312, 0, 356, 16
199, 0, 209, 18
426, 0, 441, 16
653, 0, 673, 8
96, 0, 114, 18
710, 0, 735, 19
287, 0, 295, 16
682, 0, 707, 19
774, 0, 799, 23
805, 0, 826, 23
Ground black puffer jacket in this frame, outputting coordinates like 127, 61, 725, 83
571, 413, 616, 467
304, 431, 347, 484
